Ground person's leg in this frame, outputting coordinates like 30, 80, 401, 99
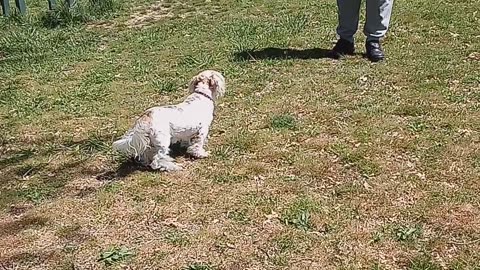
336, 0, 362, 43
329, 0, 362, 59
364, 0, 394, 61
364, 0, 394, 41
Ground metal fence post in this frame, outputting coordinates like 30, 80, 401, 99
47, 0, 56, 10
1, 0, 10, 16
14, 0, 26, 14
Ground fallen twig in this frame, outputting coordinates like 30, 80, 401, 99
448, 238, 480, 245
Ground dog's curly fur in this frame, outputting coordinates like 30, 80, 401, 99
112, 70, 226, 171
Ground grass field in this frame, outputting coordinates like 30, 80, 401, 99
1, 0, 479, 269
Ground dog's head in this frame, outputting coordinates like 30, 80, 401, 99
188, 70, 226, 100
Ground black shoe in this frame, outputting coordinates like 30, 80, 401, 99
365, 41, 385, 62
328, 38, 355, 59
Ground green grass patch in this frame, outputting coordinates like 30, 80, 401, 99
270, 114, 297, 130
98, 246, 134, 266
281, 197, 318, 231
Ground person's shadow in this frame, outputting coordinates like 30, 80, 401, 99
233, 47, 334, 61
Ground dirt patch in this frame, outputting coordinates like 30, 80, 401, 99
126, 2, 174, 29
7, 203, 34, 217
86, 20, 117, 30
0, 215, 48, 238
429, 203, 480, 237
468, 52, 480, 61
124, 0, 221, 29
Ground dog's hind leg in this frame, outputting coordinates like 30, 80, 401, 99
149, 133, 182, 172
187, 126, 210, 159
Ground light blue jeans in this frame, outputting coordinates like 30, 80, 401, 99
336, 0, 394, 43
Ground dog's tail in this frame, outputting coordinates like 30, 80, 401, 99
112, 122, 151, 159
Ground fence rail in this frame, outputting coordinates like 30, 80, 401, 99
1, 0, 72, 16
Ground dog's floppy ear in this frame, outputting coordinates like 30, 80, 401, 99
208, 75, 218, 90
209, 72, 226, 99
188, 75, 201, 93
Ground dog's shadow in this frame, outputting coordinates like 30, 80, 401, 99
168, 143, 190, 159
96, 143, 189, 181
96, 160, 148, 182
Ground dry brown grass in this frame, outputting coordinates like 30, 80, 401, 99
1, 0, 480, 269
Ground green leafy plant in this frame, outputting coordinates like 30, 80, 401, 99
184, 263, 214, 270
393, 225, 423, 242
271, 114, 297, 130
98, 247, 134, 266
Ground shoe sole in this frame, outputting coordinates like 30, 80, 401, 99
366, 53, 384, 62
328, 50, 355, 59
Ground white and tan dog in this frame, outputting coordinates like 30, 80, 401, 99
113, 70, 226, 171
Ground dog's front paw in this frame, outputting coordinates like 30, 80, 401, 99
163, 163, 183, 172
191, 149, 209, 159
150, 160, 182, 172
